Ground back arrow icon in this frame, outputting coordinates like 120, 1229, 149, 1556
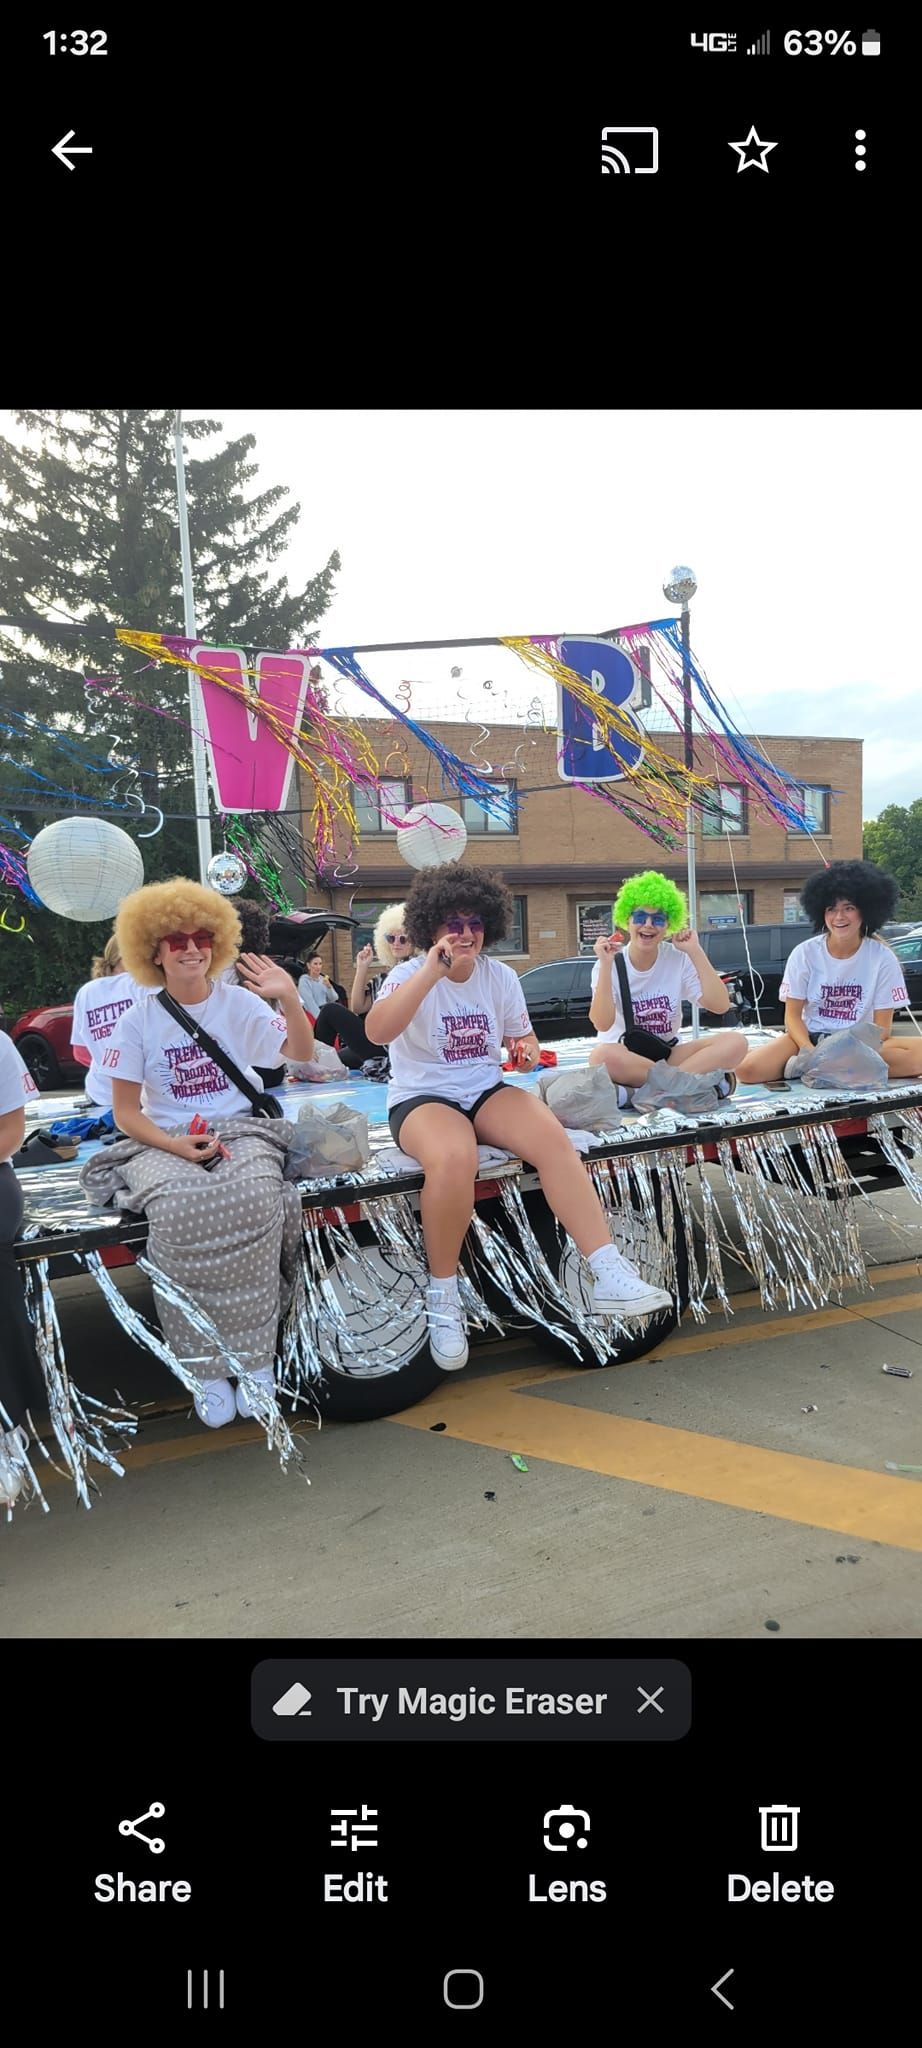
711, 1968, 734, 2010
52, 131, 93, 170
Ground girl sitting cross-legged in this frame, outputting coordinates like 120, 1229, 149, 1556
364, 861, 673, 1373
587, 870, 748, 1099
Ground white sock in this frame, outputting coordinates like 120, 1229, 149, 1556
429, 1273, 459, 1295
587, 1244, 629, 1277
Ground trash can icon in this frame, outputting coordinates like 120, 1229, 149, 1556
760, 1805, 799, 1852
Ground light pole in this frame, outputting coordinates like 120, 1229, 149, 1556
663, 564, 699, 1036
173, 411, 213, 883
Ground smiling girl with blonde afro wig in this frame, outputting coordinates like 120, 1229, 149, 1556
114, 879, 242, 987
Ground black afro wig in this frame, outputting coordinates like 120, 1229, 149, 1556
402, 862, 513, 951
800, 859, 899, 937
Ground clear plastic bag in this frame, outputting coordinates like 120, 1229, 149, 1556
291, 1100, 371, 1172
632, 1060, 724, 1114
787, 1023, 889, 1091
535, 1064, 623, 1131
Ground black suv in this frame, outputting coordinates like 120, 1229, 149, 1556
693, 924, 811, 1026
517, 957, 596, 1038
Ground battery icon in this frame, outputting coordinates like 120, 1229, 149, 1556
861, 30, 880, 56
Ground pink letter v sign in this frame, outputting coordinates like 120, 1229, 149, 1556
191, 647, 312, 813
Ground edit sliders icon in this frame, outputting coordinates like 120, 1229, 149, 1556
601, 128, 659, 174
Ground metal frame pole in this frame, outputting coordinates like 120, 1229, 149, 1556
172, 412, 213, 883
682, 602, 700, 1037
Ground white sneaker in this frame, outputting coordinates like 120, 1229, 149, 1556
193, 1378, 237, 1428
0, 1425, 30, 1506
426, 1285, 469, 1371
784, 1053, 802, 1080
235, 1367, 277, 1418
588, 1254, 674, 1319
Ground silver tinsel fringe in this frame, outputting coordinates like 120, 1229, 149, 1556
9, 1099, 922, 1523
85, 1250, 309, 1479
15, 1256, 138, 1518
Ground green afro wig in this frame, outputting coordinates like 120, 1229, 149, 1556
613, 870, 687, 933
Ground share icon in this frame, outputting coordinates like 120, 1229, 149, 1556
118, 1802, 166, 1854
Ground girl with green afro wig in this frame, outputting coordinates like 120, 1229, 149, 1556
612, 871, 687, 934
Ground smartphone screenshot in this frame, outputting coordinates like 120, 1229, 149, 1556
0, 28, 914, 2031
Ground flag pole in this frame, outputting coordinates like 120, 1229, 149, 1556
664, 566, 699, 1037
173, 411, 213, 883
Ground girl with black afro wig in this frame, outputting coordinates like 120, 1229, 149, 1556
737, 857, 922, 1085
365, 861, 673, 1369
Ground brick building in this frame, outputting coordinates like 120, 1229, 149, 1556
297, 719, 862, 979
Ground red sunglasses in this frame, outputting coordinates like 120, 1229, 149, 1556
161, 930, 215, 952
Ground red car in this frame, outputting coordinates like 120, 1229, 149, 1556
9, 910, 361, 1090
10, 1003, 81, 1090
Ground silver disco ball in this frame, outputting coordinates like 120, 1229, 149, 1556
663, 564, 698, 604
207, 851, 248, 895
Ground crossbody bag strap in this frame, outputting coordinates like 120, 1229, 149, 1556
614, 949, 636, 1036
156, 988, 264, 1108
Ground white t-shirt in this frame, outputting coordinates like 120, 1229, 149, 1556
779, 935, 908, 1034
105, 982, 290, 1127
71, 971, 148, 1107
0, 1033, 39, 1131
377, 954, 532, 1109
590, 944, 702, 1043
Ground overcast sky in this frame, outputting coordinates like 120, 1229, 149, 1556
181, 409, 917, 824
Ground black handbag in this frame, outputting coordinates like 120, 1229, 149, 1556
614, 950, 677, 1061
156, 990, 285, 1118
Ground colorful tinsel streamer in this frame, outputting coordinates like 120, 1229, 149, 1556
314, 648, 518, 829
115, 630, 381, 870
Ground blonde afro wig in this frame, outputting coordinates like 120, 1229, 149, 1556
371, 902, 411, 970
115, 878, 242, 987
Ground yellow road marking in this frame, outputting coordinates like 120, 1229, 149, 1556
641, 1289, 922, 1359
390, 1377, 922, 1549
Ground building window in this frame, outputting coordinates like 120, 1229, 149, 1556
492, 895, 528, 955
353, 779, 412, 834
783, 889, 809, 924
698, 891, 752, 927
460, 781, 517, 833
576, 899, 616, 954
701, 783, 747, 836
788, 785, 830, 834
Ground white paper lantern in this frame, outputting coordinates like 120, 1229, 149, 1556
396, 803, 468, 869
26, 816, 144, 923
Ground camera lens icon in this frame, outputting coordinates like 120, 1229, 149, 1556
543, 1804, 591, 1852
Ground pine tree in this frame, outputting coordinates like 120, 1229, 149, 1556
0, 409, 339, 1016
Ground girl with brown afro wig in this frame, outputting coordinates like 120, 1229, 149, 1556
365, 861, 673, 1369
80, 879, 317, 1431
736, 858, 922, 1084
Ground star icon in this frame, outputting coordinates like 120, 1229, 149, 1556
729, 125, 778, 173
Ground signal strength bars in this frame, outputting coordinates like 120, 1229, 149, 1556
747, 29, 770, 55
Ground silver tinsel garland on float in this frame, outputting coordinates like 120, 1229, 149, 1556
7, 1103, 922, 1521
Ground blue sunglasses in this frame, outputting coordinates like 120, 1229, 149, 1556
629, 910, 668, 928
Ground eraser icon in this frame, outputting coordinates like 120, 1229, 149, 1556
273, 1681, 313, 1716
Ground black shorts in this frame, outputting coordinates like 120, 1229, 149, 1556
389, 1081, 507, 1145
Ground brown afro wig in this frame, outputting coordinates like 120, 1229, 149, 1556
114, 878, 242, 987
402, 862, 513, 951
232, 897, 272, 955
800, 860, 899, 938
